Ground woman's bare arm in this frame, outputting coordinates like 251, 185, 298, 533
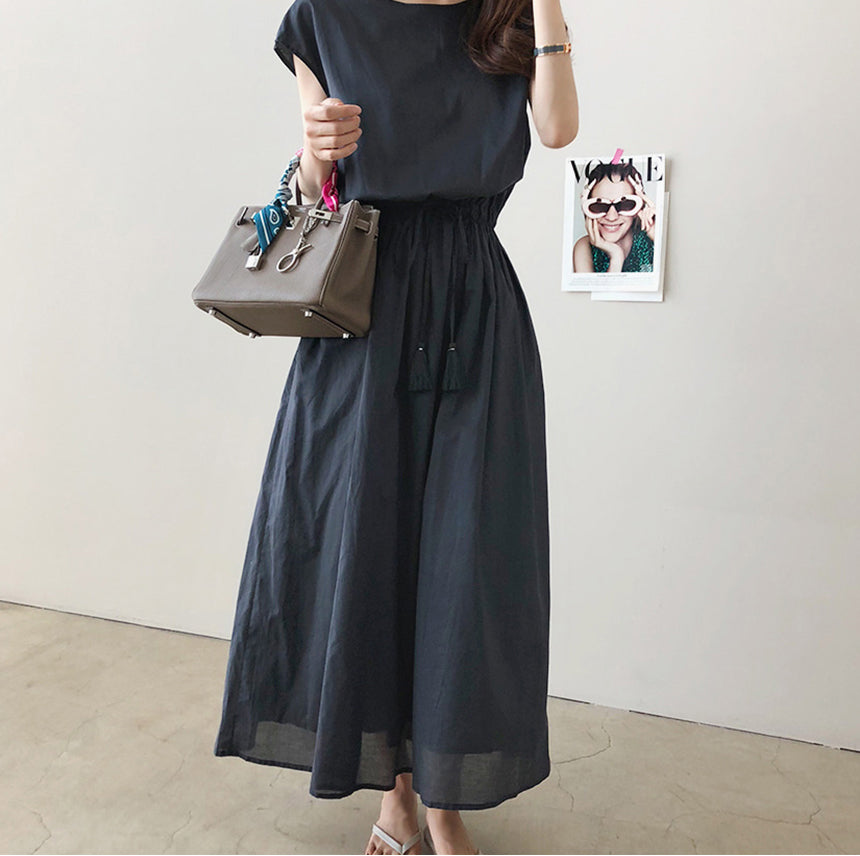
528, 0, 579, 148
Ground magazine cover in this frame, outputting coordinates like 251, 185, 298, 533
561, 152, 667, 298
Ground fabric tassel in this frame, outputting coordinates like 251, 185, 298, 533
408, 344, 433, 391
442, 342, 464, 391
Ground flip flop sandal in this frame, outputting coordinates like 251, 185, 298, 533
371, 822, 423, 854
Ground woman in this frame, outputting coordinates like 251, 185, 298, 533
213, 0, 579, 853
574, 161, 656, 274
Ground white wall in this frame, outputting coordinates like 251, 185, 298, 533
2, 1, 858, 751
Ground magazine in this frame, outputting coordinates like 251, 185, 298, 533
561, 152, 668, 301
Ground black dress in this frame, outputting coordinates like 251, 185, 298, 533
214, 0, 551, 811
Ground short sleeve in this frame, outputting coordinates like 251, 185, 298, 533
273, 0, 329, 95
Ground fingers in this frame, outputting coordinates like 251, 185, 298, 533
305, 97, 361, 128
313, 124, 362, 159
315, 136, 360, 160
304, 97, 363, 160
629, 174, 653, 208
308, 100, 362, 122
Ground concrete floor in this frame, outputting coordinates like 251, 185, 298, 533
1, 600, 858, 855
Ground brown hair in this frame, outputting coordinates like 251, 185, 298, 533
585, 161, 645, 190
459, 0, 537, 80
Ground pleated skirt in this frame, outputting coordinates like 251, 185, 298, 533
213, 186, 551, 810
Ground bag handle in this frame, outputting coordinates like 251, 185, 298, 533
249, 148, 339, 260
280, 147, 339, 213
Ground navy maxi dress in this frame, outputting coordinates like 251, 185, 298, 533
214, 0, 551, 811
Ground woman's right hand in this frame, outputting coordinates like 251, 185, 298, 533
303, 97, 362, 161
586, 216, 625, 266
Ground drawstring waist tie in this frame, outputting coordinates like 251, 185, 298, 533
366, 192, 511, 394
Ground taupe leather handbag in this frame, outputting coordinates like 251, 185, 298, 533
192, 153, 380, 338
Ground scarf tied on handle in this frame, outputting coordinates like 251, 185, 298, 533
251, 147, 340, 257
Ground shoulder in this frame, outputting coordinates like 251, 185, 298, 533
284, 0, 342, 13
279, 0, 350, 30
276, 0, 342, 44
573, 235, 595, 271
573, 234, 592, 256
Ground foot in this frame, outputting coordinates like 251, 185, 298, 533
425, 809, 479, 855
366, 783, 422, 855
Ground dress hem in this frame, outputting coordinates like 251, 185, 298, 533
213, 746, 552, 811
